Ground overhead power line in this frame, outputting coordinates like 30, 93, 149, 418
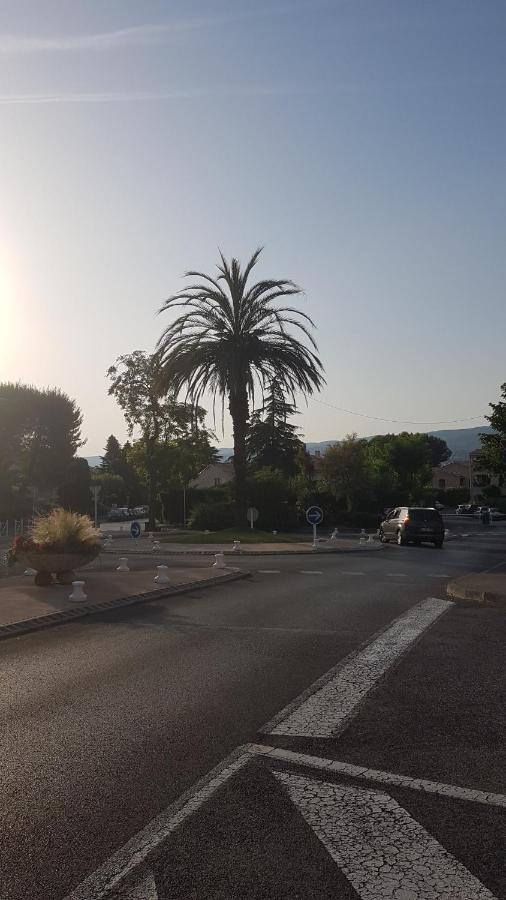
312, 397, 486, 427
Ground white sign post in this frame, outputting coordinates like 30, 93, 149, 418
247, 506, 259, 530
89, 485, 101, 528
306, 505, 323, 547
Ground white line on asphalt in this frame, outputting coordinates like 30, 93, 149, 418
299, 570, 323, 574
64, 748, 255, 900
125, 870, 158, 898
275, 772, 497, 899
386, 573, 408, 577
258, 570, 281, 574
265, 597, 453, 737
261, 745, 506, 809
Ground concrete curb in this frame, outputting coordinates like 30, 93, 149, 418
103, 544, 385, 557
0, 568, 249, 642
447, 580, 506, 609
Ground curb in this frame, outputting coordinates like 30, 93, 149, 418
0, 568, 249, 642
447, 582, 506, 609
102, 544, 385, 557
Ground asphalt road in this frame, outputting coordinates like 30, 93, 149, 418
1, 534, 505, 900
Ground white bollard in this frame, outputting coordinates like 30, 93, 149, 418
330, 528, 339, 541
232, 540, 241, 552
152, 540, 160, 552
272, 530, 278, 535
213, 552, 226, 569
69, 581, 87, 602
116, 557, 130, 572
154, 565, 170, 584
359, 529, 368, 544
24, 567, 37, 576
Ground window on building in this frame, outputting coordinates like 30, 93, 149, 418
214, 477, 221, 486
459, 477, 465, 487
438, 479, 445, 489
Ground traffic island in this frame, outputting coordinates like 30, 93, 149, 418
447, 573, 506, 608
0, 565, 247, 640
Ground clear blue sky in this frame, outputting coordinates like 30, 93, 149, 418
1, 0, 504, 453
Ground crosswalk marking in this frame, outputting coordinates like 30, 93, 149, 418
275, 773, 496, 899
125, 870, 158, 898
266, 598, 453, 737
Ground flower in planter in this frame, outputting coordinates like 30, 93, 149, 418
11, 508, 101, 560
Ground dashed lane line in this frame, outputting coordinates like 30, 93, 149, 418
299, 570, 323, 575
258, 569, 281, 574
276, 772, 497, 900
264, 597, 453, 738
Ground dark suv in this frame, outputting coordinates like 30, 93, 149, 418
379, 507, 444, 548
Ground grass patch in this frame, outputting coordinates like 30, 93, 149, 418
158, 528, 312, 544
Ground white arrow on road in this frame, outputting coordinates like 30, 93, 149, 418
275, 772, 496, 900
125, 869, 158, 899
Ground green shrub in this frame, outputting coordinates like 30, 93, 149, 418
188, 500, 235, 531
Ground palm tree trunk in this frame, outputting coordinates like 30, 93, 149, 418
229, 389, 249, 523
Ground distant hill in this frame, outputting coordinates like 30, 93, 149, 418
85, 455, 102, 468
216, 425, 492, 462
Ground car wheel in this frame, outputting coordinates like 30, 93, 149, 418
434, 541, 443, 549
379, 528, 388, 543
397, 530, 405, 546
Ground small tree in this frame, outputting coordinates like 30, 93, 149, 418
247, 384, 303, 477
478, 383, 506, 479
321, 435, 371, 512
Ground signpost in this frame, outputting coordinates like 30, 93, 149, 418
89, 485, 101, 528
247, 507, 259, 530
306, 505, 323, 547
130, 520, 141, 539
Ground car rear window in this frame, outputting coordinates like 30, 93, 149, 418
408, 509, 441, 521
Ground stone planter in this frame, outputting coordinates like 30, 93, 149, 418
16, 547, 101, 586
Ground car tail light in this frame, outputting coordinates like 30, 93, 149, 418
403, 517, 410, 525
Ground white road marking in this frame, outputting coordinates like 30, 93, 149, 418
299, 570, 323, 574
125, 870, 158, 898
265, 598, 453, 737
261, 745, 506, 808
258, 569, 281, 574
386, 573, 408, 577
275, 772, 497, 899
64, 748, 255, 900
64, 741, 506, 899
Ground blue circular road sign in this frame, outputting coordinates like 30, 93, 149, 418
306, 505, 323, 526
130, 520, 141, 538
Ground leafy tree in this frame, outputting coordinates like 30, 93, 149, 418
247, 384, 303, 476
91, 472, 127, 510
157, 248, 324, 519
477, 383, 506, 478
0, 382, 83, 516
368, 432, 432, 503
321, 434, 371, 512
59, 458, 92, 514
101, 434, 143, 507
108, 352, 214, 528
426, 435, 451, 467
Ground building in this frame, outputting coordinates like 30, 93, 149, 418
431, 460, 470, 493
189, 461, 235, 489
469, 449, 505, 504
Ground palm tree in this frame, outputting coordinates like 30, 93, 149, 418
157, 249, 325, 515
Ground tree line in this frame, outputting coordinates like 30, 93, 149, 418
2, 250, 504, 529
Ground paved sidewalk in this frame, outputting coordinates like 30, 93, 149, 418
447, 572, 506, 607
0, 563, 244, 638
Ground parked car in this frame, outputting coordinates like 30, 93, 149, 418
456, 504, 477, 516
132, 506, 149, 518
379, 507, 444, 548
107, 507, 133, 522
486, 507, 506, 521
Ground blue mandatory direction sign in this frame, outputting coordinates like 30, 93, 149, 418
130, 520, 141, 539
306, 505, 323, 526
